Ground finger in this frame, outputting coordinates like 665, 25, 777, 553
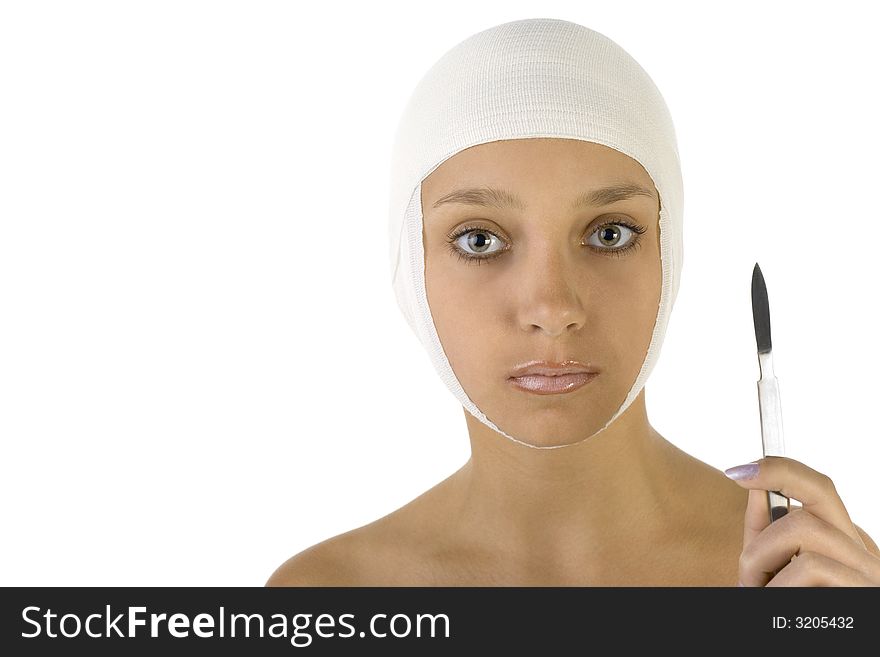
738, 508, 880, 587
765, 551, 875, 587
742, 488, 770, 550
725, 456, 862, 544
743, 488, 803, 550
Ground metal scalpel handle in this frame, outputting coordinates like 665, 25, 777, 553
757, 351, 790, 522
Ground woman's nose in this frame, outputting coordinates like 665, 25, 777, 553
514, 251, 588, 337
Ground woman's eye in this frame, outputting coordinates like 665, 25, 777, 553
447, 220, 646, 265
585, 223, 637, 250
453, 229, 505, 256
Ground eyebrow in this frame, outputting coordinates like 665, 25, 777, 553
431, 182, 658, 211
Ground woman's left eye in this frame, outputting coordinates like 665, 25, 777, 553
584, 221, 647, 255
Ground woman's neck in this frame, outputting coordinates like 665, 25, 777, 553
446, 392, 693, 572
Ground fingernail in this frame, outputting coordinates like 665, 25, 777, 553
724, 463, 760, 481
737, 581, 745, 587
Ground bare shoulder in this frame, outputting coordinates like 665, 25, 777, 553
265, 512, 419, 587
265, 529, 374, 587
266, 471, 463, 587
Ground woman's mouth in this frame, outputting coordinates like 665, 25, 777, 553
507, 372, 599, 395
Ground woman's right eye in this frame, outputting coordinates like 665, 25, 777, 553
453, 229, 505, 256
445, 226, 508, 264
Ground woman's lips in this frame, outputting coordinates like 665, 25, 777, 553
507, 372, 599, 395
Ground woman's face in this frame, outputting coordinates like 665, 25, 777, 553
421, 138, 662, 447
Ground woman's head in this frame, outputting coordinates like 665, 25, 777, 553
422, 138, 662, 448
388, 18, 684, 449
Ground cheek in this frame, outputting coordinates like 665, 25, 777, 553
424, 261, 507, 381
427, 268, 499, 341
610, 263, 663, 364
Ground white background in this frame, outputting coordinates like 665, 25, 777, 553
1, 1, 877, 586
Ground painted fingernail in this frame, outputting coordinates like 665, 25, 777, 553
724, 463, 760, 481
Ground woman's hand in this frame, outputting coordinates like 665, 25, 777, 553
724, 456, 880, 586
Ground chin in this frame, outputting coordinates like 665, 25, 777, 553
497, 414, 607, 448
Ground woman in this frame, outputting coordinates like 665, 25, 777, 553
267, 18, 880, 586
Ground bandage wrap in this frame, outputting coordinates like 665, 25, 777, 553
387, 18, 684, 448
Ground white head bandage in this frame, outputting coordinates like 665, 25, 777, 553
388, 17, 684, 449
